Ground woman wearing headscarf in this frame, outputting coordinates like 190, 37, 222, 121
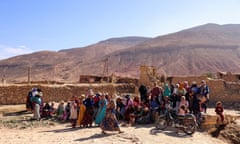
100, 100, 123, 134
82, 94, 94, 127
124, 95, 134, 122
95, 93, 108, 125
77, 95, 86, 127
70, 99, 78, 128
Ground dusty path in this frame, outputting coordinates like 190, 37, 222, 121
1, 105, 239, 144
0, 124, 227, 144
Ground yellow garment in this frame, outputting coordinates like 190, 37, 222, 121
77, 104, 86, 125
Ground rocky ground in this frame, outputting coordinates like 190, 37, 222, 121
0, 105, 239, 144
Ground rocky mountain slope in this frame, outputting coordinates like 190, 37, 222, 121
1, 24, 240, 83
0, 37, 150, 82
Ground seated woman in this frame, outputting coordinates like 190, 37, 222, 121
178, 105, 186, 116
135, 105, 151, 124
41, 102, 52, 118
56, 101, 65, 121
124, 104, 135, 126
49, 102, 56, 115
178, 96, 189, 113
133, 96, 141, 109
116, 97, 125, 121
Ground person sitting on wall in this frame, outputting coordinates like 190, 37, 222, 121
215, 101, 225, 124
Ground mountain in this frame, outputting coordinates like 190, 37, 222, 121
103, 23, 240, 76
0, 37, 150, 82
1, 24, 240, 83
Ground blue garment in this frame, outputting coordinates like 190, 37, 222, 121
150, 99, 159, 110
200, 85, 210, 96
191, 86, 199, 94
31, 96, 42, 104
83, 98, 94, 108
163, 83, 171, 97
95, 99, 107, 124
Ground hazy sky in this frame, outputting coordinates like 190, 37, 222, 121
0, 0, 240, 59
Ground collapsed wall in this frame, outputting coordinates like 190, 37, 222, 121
0, 84, 135, 105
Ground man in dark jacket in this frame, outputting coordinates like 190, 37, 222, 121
139, 84, 148, 104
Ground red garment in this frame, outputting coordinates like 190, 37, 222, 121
151, 87, 160, 96
215, 106, 224, 121
150, 87, 161, 101
133, 99, 140, 107
94, 96, 100, 104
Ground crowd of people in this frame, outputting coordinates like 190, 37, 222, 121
137, 80, 211, 122
26, 80, 226, 133
26, 88, 123, 133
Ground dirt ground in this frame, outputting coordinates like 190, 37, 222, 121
0, 105, 239, 144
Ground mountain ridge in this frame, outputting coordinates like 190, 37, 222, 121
1, 23, 240, 82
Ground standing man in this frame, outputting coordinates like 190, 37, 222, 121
139, 83, 148, 104
200, 80, 210, 113
31, 89, 43, 121
150, 82, 162, 106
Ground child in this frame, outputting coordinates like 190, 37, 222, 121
56, 101, 65, 120
63, 102, 71, 121
49, 102, 56, 116
41, 102, 51, 118
70, 100, 78, 128
215, 101, 224, 123
178, 96, 189, 113
176, 105, 186, 133
178, 105, 186, 115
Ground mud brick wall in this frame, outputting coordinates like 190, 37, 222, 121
207, 80, 229, 102
200, 80, 240, 103
0, 79, 239, 105
170, 76, 208, 84
171, 77, 240, 104
0, 84, 135, 105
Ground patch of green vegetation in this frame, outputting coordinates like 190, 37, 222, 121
0, 116, 58, 129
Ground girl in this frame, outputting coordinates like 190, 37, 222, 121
178, 96, 189, 113
70, 100, 78, 128
215, 101, 224, 123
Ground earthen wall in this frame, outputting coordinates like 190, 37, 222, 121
0, 84, 135, 105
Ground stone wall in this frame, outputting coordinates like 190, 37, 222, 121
139, 66, 158, 86
0, 84, 135, 105
1, 77, 240, 106
171, 77, 240, 104
216, 72, 240, 82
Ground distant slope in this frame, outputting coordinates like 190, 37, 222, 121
1, 24, 240, 83
103, 23, 240, 76
0, 37, 150, 82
